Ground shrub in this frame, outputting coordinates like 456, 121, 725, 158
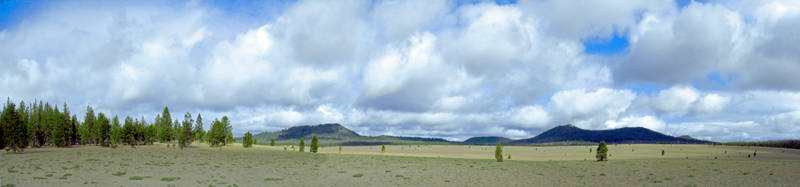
310, 136, 319, 153
495, 142, 503, 162
595, 141, 608, 161
338, 146, 342, 152
661, 149, 665, 156
270, 138, 275, 146
381, 145, 386, 153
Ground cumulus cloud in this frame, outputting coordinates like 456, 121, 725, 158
1, 0, 800, 141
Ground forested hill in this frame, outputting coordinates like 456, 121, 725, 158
511, 125, 711, 144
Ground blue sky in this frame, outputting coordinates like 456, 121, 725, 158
1, 0, 799, 142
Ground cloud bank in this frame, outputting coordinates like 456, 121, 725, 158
1, 0, 799, 142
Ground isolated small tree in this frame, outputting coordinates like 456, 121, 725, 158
495, 142, 503, 162
753, 150, 757, 157
310, 136, 319, 153
270, 138, 275, 146
299, 139, 305, 152
381, 144, 386, 153
596, 141, 608, 161
661, 149, 665, 156
590, 148, 593, 153
507, 154, 511, 160
338, 146, 342, 152
243, 132, 253, 148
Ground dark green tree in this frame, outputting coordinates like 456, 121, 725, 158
596, 141, 608, 161
122, 116, 137, 147
179, 112, 193, 149
243, 132, 253, 148
3, 100, 28, 153
83, 106, 95, 145
161, 106, 172, 142
270, 138, 275, 146
299, 139, 305, 152
310, 136, 319, 153
110, 116, 122, 148
381, 144, 386, 153
51, 106, 67, 147
194, 114, 204, 142
495, 142, 503, 162
96, 113, 111, 147
661, 149, 665, 156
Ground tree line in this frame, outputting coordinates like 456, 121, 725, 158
0, 99, 234, 153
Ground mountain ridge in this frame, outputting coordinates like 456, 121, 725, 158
245, 123, 711, 146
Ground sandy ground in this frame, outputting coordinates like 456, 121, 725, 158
1, 143, 799, 186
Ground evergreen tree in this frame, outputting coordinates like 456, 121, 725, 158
222, 116, 232, 145
123, 116, 136, 147
161, 106, 172, 142
96, 113, 111, 147
83, 106, 95, 145
495, 142, 503, 162
110, 116, 122, 148
70, 115, 79, 145
299, 139, 305, 152
243, 132, 253, 148
596, 141, 608, 161
270, 138, 275, 146
208, 119, 225, 147
51, 106, 67, 147
179, 112, 193, 149
661, 149, 665, 156
194, 114, 204, 142
338, 146, 342, 152
310, 136, 319, 153
3, 101, 28, 153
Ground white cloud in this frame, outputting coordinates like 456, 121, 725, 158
2, 0, 800, 141
604, 115, 667, 132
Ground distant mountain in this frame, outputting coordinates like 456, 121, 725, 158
247, 123, 451, 146
244, 123, 710, 146
462, 136, 512, 145
511, 124, 710, 144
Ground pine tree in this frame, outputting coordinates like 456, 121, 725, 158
179, 112, 193, 150
161, 106, 172, 142
270, 138, 275, 146
310, 136, 319, 153
299, 139, 305, 152
381, 144, 386, 153
51, 106, 67, 147
243, 132, 253, 148
0, 102, 5, 150
110, 116, 122, 148
96, 113, 111, 147
123, 116, 137, 147
661, 149, 665, 156
83, 106, 95, 145
338, 146, 342, 152
495, 142, 503, 162
3, 100, 29, 153
194, 114, 204, 142
596, 141, 608, 161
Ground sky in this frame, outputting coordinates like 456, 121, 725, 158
1, 0, 799, 142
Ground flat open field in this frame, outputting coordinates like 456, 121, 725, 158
2, 144, 799, 186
